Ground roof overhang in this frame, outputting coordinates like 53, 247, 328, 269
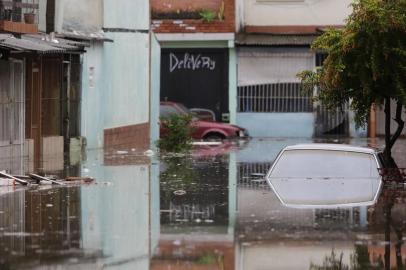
155, 33, 235, 42
244, 25, 344, 35
0, 34, 85, 54
56, 31, 114, 43
236, 33, 318, 46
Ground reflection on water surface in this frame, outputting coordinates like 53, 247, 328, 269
0, 138, 405, 269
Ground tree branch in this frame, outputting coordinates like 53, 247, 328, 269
384, 97, 391, 155
388, 101, 405, 150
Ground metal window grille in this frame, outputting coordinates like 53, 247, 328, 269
237, 83, 313, 113
0, 60, 25, 174
315, 102, 350, 136
238, 162, 272, 190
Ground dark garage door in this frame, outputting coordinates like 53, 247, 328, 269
161, 48, 229, 122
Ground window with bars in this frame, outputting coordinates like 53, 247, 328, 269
237, 82, 313, 113
316, 53, 328, 67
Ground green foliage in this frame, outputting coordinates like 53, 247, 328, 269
196, 253, 219, 265
160, 155, 198, 191
158, 113, 193, 153
298, 0, 406, 128
200, 9, 216, 22
309, 250, 349, 270
309, 246, 383, 270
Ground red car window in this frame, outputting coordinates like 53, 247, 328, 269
160, 105, 183, 118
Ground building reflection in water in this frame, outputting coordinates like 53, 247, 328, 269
152, 153, 237, 270
0, 186, 90, 269
0, 149, 156, 270
0, 138, 404, 269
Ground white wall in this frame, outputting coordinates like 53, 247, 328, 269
243, 0, 352, 26
238, 47, 314, 85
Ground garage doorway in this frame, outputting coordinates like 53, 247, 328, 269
161, 48, 229, 122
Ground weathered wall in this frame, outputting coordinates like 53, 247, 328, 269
54, 0, 103, 33
102, 0, 151, 152
74, 0, 152, 150
243, 0, 352, 27
104, 0, 149, 30
81, 42, 105, 149
103, 33, 150, 129
150, 35, 161, 147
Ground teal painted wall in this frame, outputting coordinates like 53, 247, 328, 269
81, 42, 105, 149
150, 35, 161, 147
102, 0, 150, 130
229, 47, 237, 124
80, 0, 152, 148
103, 33, 150, 129
237, 113, 315, 138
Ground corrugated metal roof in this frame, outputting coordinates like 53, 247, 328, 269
236, 34, 318, 46
0, 34, 84, 53
57, 30, 114, 42
22, 34, 82, 50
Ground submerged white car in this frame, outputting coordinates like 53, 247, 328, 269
266, 144, 383, 208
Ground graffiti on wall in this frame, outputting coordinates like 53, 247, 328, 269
169, 53, 216, 72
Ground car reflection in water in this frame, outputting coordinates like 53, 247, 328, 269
237, 143, 405, 270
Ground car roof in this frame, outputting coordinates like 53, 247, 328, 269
160, 101, 178, 106
283, 143, 377, 154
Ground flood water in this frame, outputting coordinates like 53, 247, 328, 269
0, 138, 405, 270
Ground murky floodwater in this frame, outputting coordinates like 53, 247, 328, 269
0, 138, 405, 269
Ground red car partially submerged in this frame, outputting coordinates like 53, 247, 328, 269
160, 101, 249, 140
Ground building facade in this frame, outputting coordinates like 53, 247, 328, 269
151, 0, 238, 127
0, 0, 84, 174
43, 0, 157, 156
235, 0, 366, 138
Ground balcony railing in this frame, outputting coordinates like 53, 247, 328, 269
0, 0, 39, 24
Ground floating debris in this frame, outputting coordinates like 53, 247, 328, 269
65, 177, 95, 183
0, 178, 15, 186
144, 150, 155, 156
173, 190, 187, 196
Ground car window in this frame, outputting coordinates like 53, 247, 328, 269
270, 150, 379, 178
175, 103, 190, 114
160, 105, 182, 118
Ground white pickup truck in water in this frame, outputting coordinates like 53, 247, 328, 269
266, 144, 383, 208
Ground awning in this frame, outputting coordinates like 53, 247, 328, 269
236, 34, 319, 46
0, 34, 85, 53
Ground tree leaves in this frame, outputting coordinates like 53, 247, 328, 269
298, 0, 406, 130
